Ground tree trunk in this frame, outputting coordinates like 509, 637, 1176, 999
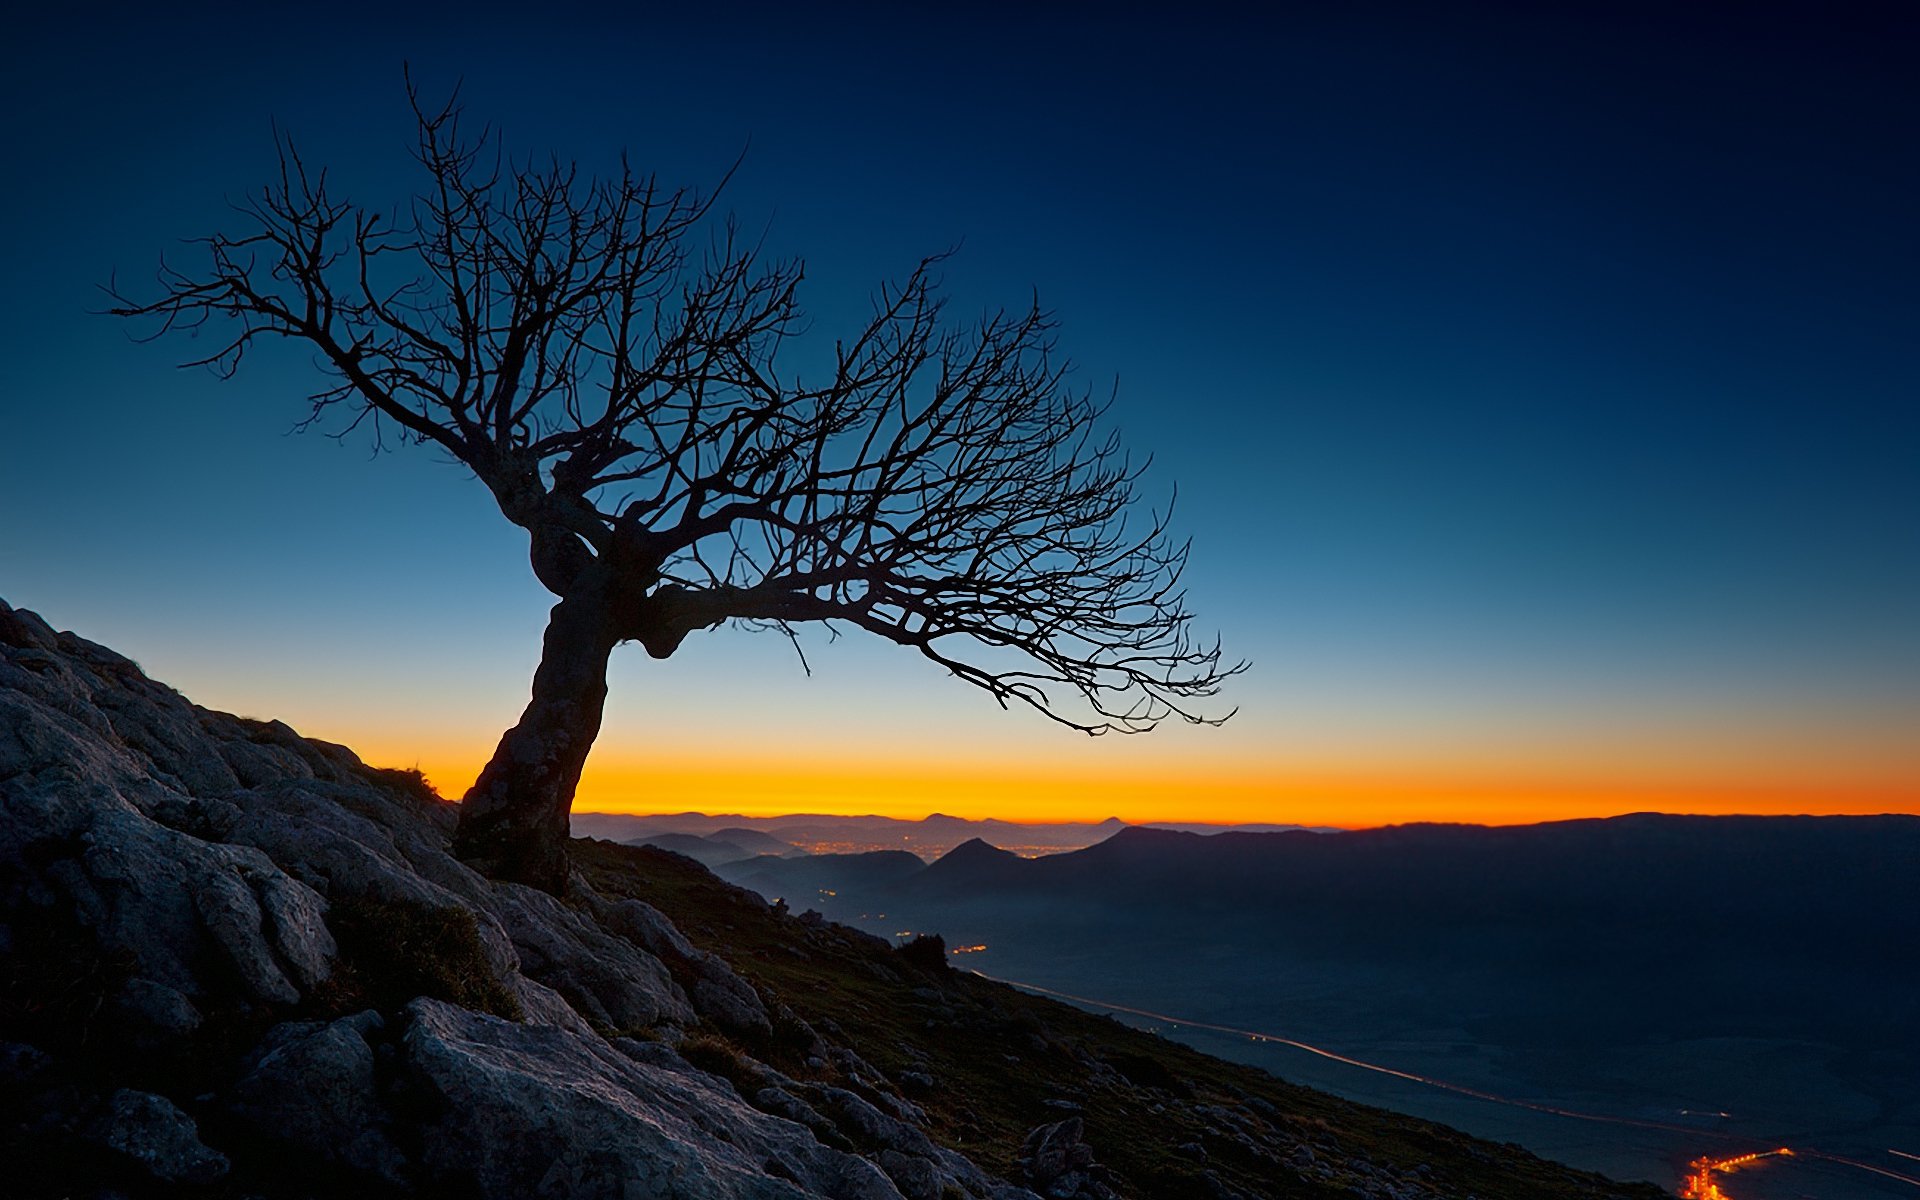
454, 587, 619, 893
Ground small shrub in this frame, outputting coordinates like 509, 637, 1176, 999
325, 896, 522, 1020
357, 765, 442, 806
679, 1031, 759, 1096
896, 933, 949, 972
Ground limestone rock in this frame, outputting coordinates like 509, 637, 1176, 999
228, 1010, 409, 1184
86, 1088, 229, 1185
1, 775, 335, 1006
599, 896, 774, 1040
0, 603, 1039, 1200
810, 1086, 940, 1159
1017, 1118, 1117, 1200
754, 1084, 839, 1141
108, 977, 203, 1043
878, 1149, 944, 1200
401, 997, 904, 1199
487, 881, 694, 1030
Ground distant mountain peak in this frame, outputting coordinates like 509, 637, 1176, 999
903, 836, 1029, 896
1106, 824, 1196, 844
939, 836, 1017, 863
706, 827, 794, 852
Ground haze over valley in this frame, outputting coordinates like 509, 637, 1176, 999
594, 811, 1920, 1199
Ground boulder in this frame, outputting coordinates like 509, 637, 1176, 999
752, 1084, 839, 1141
598, 896, 773, 1040
1, 775, 335, 1007
810, 1086, 939, 1158
401, 998, 904, 1199
878, 1149, 944, 1200
86, 1088, 229, 1185
228, 1010, 409, 1184
486, 881, 694, 1029
1017, 1118, 1117, 1200
109, 977, 203, 1043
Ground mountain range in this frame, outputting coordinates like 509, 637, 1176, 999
572, 811, 1336, 860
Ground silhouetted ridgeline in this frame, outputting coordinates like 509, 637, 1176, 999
0, 600, 1666, 1199
747, 814, 1919, 1051
723, 851, 929, 903
572, 812, 1148, 859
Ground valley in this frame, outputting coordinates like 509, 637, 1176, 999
599, 812, 1920, 1199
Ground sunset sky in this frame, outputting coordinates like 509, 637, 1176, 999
3, 3, 1914, 827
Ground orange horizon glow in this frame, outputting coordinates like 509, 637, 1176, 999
154, 599, 1920, 832
363, 742, 1920, 828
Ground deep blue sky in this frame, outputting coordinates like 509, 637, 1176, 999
3, 2, 1915, 821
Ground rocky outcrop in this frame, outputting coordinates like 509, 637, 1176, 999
403, 998, 906, 1200
226, 1010, 409, 1184
0, 609, 339, 1012
85, 1089, 230, 1185
487, 881, 696, 1029
596, 895, 775, 1041
1017, 1118, 1118, 1200
0, 600, 1028, 1200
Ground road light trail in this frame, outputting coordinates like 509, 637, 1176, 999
972, 970, 1920, 1194
971, 970, 1751, 1141
1804, 1152, 1920, 1188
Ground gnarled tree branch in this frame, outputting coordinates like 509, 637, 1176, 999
108, 83, 1244, 890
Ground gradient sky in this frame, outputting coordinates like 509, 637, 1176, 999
3, 3, 1915, 825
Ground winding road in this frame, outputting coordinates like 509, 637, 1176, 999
977, 970, 1920, 1198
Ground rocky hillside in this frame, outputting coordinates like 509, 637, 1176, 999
0, 600, 1670, 1200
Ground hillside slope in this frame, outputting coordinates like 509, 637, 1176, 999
0, 600, 1666, 1200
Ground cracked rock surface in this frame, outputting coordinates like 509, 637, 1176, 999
0, 600, 1029, 1200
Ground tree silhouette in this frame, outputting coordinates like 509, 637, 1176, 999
110, 90, 1241, 893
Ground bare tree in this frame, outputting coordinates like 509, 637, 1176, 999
110, 89, 1242, 893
